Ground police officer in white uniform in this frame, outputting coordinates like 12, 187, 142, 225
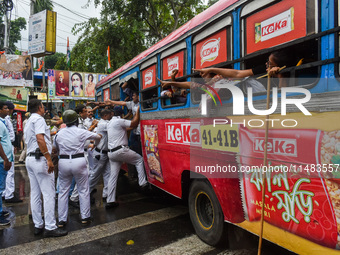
2, 102, 21, 202
106, 106, 147, 209
88, 109, 111, 202
24, 99, 67, 237
54, 110, 101, 227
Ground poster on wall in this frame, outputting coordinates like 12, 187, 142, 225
0, 86, 28, 111
98, 74, 107, 82
0, 55, 33, 87
55, 70, 69, 96
84, 73, 97, 98
69, 72, 85, 97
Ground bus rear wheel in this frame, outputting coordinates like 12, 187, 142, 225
188, 180, 227, 246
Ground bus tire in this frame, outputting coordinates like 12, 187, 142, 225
188, 180, 227, 247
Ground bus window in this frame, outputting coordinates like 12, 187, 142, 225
96, 91, 102, 102
160, 44, 188, 108
120, 78, 138, 101
244, 38, 319, 91
141, 63, 158, 110
111, 82, 120, 101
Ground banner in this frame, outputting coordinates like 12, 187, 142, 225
0, 86, 28, 111
69, 72, 85, 97
17, 112, 23, 132
84, 73, 96, 98
0, 55, 33, 87
47, 69, 55, 99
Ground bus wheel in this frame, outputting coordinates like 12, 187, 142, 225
188, 180, 227, 246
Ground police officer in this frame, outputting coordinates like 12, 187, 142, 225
106, 106, 147, 209
88, 109, 112, 202
54, 110, 101, 226
24, 99, 67, 237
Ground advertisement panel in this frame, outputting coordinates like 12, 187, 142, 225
103, 88, 110, 101
55, 70, 69, 96
246, 0, 307, 54
84, 73, 97, 98
28, 10, 47, 55
69, 72, 85, 97
0, 86, 28, 111
0, 55, 33, 87
142, 65, 157, 90
47, 69, 55, 99
162, 51, 185, 80
195, 29, 227, 68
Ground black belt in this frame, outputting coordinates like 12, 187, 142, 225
27, 152, 43, 157
109, 145, 128, 152
95, 147, 108, 154
59, 153, 84, 159
84, 148, 87, 152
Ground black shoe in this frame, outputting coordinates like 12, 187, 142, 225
105, 202, 119, 209
0, 216, 10, 226
34, 227, 44, 235
57, 221, 67, 228
0, 210, 9, 217
5, 196, 23, 203
81, 217, 93, 224
44, 228, 68, 238
69, 200, 80, 208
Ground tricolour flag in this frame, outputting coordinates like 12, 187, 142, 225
67, 37, 71, 69
107, 46, 111, 73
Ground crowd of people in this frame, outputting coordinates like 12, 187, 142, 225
0, 90, 147, 238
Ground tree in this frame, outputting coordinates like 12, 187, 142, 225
70, 0, 209, 73
34, 0, 53, 13
54, 54, 68, 71
0, 15, 26, 52
45, 52, 66, 69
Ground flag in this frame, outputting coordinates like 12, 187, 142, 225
66, 37, 71, 69
107, 46, 111, 73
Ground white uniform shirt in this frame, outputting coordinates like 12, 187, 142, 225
84, 117, 94, 129
126, 101, 140, 135
5, 115, 15, 143
0, 120, 13, 163
96, 119, 109, 151
24, 113, 52, 154
78, 117, 87, 130
107, 117, 131, 149
54, 125, 100, 155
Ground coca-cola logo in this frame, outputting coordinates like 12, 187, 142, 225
200, 38, 220, 66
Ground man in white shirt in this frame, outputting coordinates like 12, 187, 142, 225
54, 110, 101, 227
106, 106, 147, 209
2, 102, 22, 203
88, 109, 111, 203
25, 99, 68, 237
0, 101, 13, 226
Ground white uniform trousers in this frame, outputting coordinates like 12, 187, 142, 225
26, 156, 57, 230
107, 146, 147, 203
69, 150, 92, 202
58, 157, 91, 221
3, 146, 15, 199
89, 150, 110, 196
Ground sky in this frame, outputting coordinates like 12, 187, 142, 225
13, 0, 101, 54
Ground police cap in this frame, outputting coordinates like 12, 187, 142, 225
62, 110, 78, 124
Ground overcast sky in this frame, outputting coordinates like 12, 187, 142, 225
13, 0, 101, 54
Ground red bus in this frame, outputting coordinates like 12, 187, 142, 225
96, 0, 340, 254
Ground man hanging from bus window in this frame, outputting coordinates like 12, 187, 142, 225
158, 51, 290, 90
160, 69, 187, 104
105, 106, 148, 209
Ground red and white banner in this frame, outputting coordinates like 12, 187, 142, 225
142, 65, 157, 89
195, 29, 227, 68
103, 88, 110, 101
162, 51, 184, 80
246, 0, 307, 54
17, 112, 22, 132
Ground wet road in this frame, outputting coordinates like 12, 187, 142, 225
0, 158, 296, 255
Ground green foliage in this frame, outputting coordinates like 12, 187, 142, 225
34, 0, 53, 13
45, 52, 66, 69
0, 15, 26, 52
54, 54, 68, 71
71, 0, 210, 73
